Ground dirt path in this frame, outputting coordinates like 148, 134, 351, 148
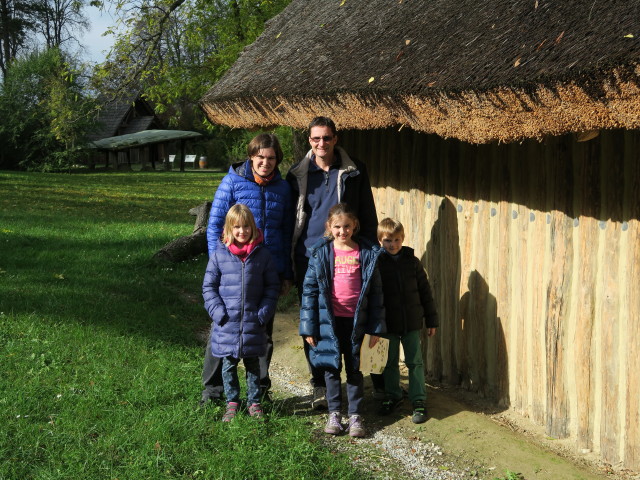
268, 308, 630, 480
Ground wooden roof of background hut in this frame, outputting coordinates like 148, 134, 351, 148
87, 92, 161, 142
200, 0, 640, 144
88, 130, 202, 152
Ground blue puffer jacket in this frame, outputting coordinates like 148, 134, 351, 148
206, 160, 292, 278
299, 237, 386, 370
203, 240, 280, 359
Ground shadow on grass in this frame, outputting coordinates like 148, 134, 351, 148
1, 229, 211, 349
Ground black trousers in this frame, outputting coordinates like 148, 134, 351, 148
201, 315, 275, 399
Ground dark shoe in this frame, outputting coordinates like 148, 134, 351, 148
197, 393, 222, 409
412, 401, 428, 424
372, 387, 386, 400
260, 390, 273, 404
377, 397, 402, 415
312, 386, 328, 410
222, 402, 239, 422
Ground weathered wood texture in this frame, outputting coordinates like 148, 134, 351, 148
340, 128, 640, 470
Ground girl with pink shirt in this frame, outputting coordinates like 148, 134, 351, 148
299, 203, 385, 437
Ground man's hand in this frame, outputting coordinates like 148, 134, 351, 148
369, 335, 380, 348
304, 336, 317, 347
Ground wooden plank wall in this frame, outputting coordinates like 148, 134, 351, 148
340, 128, 640, 471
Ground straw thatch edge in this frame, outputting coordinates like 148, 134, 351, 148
200, 65, 640, 144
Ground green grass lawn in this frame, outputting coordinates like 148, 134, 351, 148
0, 171, 360, 480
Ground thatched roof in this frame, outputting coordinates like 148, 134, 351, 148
200, 0, 640, 143
87, 93, 160, 141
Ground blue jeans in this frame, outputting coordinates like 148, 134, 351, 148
325, 317, 364, 416
221, 356, 261, 405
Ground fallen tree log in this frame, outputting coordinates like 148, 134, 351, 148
153, 201, 211, 263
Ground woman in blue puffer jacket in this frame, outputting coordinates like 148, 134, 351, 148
200, 133, 292, 407
203, 204, 280, 421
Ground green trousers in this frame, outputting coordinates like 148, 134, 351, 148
382, 329, 426, 405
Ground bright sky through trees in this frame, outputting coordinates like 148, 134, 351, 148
80, 5, 115, 63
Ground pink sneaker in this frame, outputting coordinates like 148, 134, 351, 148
221, 402, 239, 422
248, 403, 264, 420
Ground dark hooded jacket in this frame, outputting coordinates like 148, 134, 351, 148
377, 246, 439, 334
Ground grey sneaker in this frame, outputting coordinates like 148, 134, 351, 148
221, 402, 239, 422
324, 412, 343, 435
312, 386, 328, 410
347, 414, 366, 438
248, 403, 265, 420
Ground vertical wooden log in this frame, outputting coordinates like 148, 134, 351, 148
440, 139, 461, 386
526, 139, 547, 421
624, 131, 640, 470
545, 136, 572, 439
488, 140, 509, 407
474, 144, 495, 399
495, 142, 513, 406
426, 135, 456, 384
457, 141, 476, 391
509, 140, 529, 412
599, 130, 623, 463
571, 137, 599, 451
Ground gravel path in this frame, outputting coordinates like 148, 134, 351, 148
268, 360, 470, 480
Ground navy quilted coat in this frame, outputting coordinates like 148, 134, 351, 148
206, 160, 292, 278
203, 240, 280, 359
299, 237, 386, 370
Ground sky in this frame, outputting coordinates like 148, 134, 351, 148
79, 4, 116, 64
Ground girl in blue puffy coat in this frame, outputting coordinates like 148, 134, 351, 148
200, 133, 292, 407
299, 203, 385, 437
203, 204, 280, 422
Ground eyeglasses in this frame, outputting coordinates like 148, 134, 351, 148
309, 135, 334, 143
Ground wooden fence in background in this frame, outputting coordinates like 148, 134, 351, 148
340, 128, 640, 470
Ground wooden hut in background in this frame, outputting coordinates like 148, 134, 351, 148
87, 93, 162, 169
200, 0, 640, 471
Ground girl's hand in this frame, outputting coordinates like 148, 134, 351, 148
369, 335, 380, 348
304, 336, 317, 348
427, 328, 437, 337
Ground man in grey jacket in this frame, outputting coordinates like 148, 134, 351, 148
287, 116, 381, 409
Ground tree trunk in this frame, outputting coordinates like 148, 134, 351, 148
153, 201, 211, 263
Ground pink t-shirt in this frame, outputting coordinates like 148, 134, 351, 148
332, 245, 361, 317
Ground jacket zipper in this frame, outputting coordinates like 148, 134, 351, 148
239, 259, 246, 355
260, 186, 266, 229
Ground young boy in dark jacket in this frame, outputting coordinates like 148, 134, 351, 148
376, 218, 438, 424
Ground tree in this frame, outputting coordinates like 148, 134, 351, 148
0, 47, 97, 170
91, 0, 291, 167
95, 0, 290, 125
0, 0, 36, 76
32, 0, 90, 49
